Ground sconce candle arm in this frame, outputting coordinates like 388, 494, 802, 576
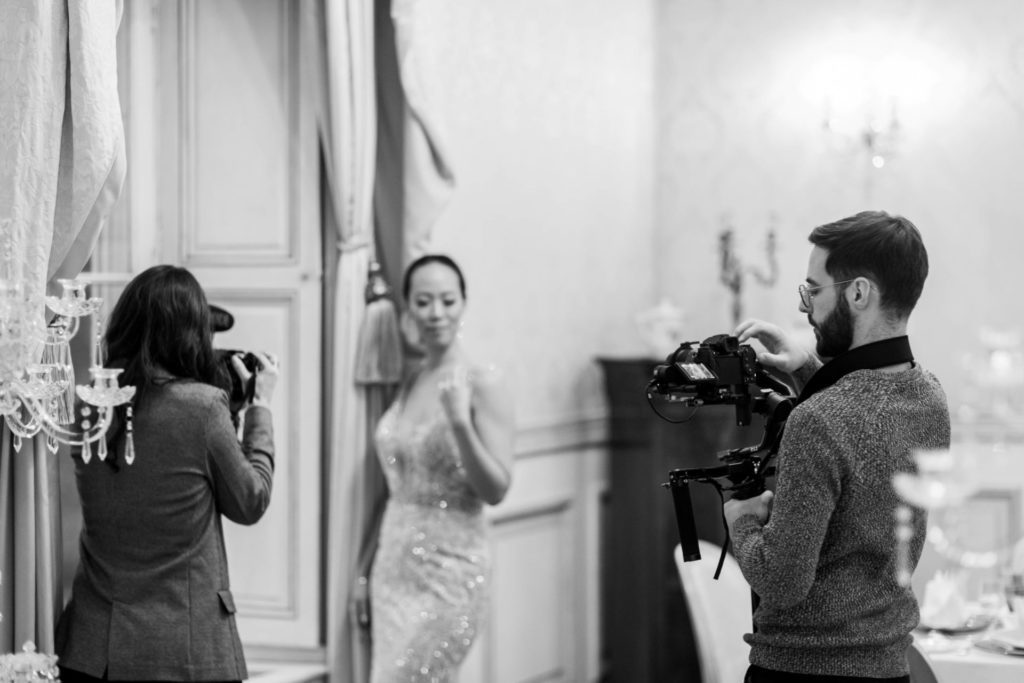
746, 229, 779, 287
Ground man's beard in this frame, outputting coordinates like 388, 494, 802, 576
812, 295, 854, 358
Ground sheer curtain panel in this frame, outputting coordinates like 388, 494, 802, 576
313, 0, 379, 681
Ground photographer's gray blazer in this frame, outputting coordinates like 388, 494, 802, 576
55, 380, 275, 681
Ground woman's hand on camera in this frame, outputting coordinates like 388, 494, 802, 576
231, 351, 280, 407
734, 319, 810, 374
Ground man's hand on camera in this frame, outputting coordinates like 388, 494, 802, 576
231, 351, 280, 407
733, 319, 810, 374
724, 490, 774, 535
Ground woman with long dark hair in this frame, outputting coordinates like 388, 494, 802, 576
55, 265, 280, 682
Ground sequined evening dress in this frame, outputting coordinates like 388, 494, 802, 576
369, 398, 490, 683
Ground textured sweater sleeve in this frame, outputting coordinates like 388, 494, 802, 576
731, 406, 843, 608
205, 392, 275, 525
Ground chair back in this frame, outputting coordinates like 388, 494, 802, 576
675, 541, 753, 683
907, 640, 942, 683
676, 542, 945, 683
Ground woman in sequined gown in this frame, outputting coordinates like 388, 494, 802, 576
368, 254, 515, 683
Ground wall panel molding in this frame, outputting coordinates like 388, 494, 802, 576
514, 412, 609, 459
486, 497, 574, 682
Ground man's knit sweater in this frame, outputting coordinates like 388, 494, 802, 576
731, 358, 950, 678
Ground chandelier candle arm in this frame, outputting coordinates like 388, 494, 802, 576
4, 392, 116, 449
1, 277, 137, 461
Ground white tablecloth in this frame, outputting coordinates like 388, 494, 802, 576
929, 647, 1024, 683
919, 637, 1024, 683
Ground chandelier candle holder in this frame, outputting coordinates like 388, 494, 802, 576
0, 278, 135, 462
0, 640, 60, 682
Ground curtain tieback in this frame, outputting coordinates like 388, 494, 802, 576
338, 236, 370, 253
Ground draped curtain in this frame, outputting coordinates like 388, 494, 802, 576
311, 1, 381, 681
375, 0, 455, 280
0, 0, 125, 654
0, 432, 61, 655
317, 0, 455, 679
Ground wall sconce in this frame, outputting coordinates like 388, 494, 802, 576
822, 98, 901, 169
801, 34, 939, 171
719, 216, 778, 327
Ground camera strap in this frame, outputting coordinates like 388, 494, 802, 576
797, 335, 914, 405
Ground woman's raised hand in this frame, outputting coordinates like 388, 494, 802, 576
438, 366, 473, 428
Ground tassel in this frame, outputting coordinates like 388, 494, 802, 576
354, 262, 403, 386
13, 434, 22, 453
46, 434, 58, 454
124, 405, 135, 465
98, 434, 108, 461
82, 436, 92, 464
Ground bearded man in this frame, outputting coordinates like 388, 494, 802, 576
725, 210, 951, 682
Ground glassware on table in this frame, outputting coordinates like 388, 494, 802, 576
979, 577, 1006, 615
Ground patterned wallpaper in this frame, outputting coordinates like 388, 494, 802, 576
416, 0, 658, 430
656, 0, 1024, 410
395, 0, 1024, 429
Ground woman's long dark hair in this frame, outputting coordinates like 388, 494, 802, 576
104, 265, 219, 408
402, 254, 467, 301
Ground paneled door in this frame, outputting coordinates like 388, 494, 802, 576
156, 0, 322, 654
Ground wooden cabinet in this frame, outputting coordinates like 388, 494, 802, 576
599, 358, 757, 682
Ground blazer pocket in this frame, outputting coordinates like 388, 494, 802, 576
217, 589, 237, 615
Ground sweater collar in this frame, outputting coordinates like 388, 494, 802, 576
797, 336, 914, 405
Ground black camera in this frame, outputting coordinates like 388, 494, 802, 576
214, 349, 259, 408
208, 304, 259, 414
650, 333, 761, 426
646, 334, 796, 569
213, 349, 259, 414
209, 304, 235, 334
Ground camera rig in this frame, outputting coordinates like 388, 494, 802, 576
645, 334, 796, 576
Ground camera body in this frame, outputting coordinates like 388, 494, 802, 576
213, 349, 259, 413
650, 333, 761, 426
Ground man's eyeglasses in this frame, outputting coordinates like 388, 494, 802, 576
798, 278, 859, 308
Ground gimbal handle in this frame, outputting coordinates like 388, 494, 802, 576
665, 459, 763, 564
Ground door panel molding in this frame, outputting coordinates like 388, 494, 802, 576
177, 0, 300, 266
155, 0, 322, 649
208, 288, 304, 618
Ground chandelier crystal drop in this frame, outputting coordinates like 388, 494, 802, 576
0, 277, 136, 460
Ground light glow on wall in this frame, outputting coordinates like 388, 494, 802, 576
796, 26, 951, 164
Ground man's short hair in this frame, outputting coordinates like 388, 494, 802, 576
809, 210, 928, 319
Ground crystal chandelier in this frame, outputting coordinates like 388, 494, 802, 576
0, 276, 136, 463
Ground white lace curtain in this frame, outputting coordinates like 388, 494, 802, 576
0, 0, 125, 654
